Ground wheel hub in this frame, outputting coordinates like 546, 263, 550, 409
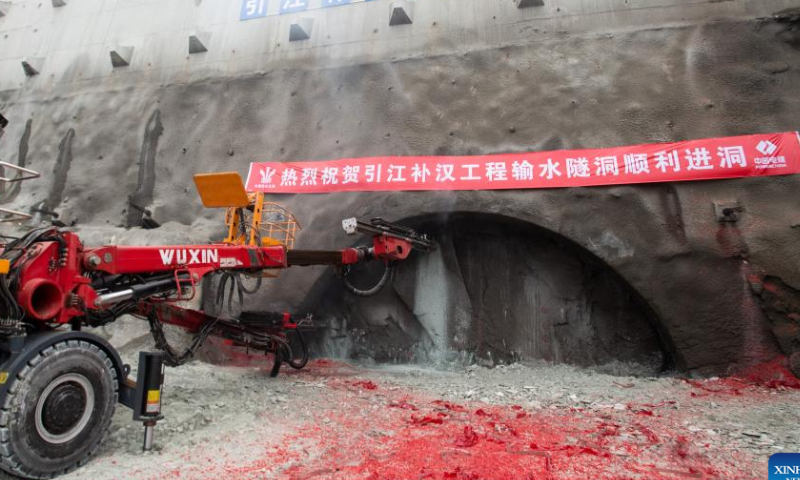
35, 373, 95, 444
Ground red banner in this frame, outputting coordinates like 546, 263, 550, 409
245, 132, 800, 193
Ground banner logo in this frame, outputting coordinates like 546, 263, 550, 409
758, 140, 778, 156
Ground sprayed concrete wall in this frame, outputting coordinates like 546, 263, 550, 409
1, 0, 800, 376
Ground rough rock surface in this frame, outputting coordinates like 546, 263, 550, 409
2, 15, 800, 375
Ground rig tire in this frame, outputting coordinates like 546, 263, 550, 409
0, 340, 117, 479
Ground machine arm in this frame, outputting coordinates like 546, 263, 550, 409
2, 219, 432, 327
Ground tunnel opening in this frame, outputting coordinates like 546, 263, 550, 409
304, 212, 673, 375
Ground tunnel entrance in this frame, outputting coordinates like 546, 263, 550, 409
307, 213, 669, 373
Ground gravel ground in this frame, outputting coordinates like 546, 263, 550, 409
1, 318, 796, 480
46, 322, 799, 480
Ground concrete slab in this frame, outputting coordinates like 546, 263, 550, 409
109, 46, 133, 67
389, 0, 413, 26
289, 18, 313, 42
188, 32, 210, 54
21, 57, 43, 76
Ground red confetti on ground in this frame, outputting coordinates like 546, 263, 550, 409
685, 356, 800, 397
352, 380, 379, 390
454, 426, 480, 448
741, 357, 800, 389
410, 413, 447, 426
146, 361, 796, 480
247, 384, 751, 480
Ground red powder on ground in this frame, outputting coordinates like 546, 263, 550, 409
388, 400, 418, 411
454, 426, 480, 448
432, 400, 467, 412
410, 413, 447, 426
684, 357, 800, 398
352, 380, 378, 390
151, 365, 778, 480
262, 386, 754, 480
740, 357, 800, 389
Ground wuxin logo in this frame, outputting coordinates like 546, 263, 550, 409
770, 453, 800, 480
158, 249, 219, 266
757, 140, 778, 156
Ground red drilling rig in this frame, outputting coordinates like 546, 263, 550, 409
0, 114, 434, 479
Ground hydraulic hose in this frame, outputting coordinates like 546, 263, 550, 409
341, 262, 394, 297
283, 330, 308, 370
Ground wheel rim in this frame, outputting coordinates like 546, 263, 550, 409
35, 373, 95, 444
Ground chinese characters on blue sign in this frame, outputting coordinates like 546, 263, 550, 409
240, 0, 268, 21
241, 0, 374, 20
280, 0, 308, 14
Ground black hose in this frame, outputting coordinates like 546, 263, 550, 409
238, 274, 262, 294
284, 330, 308, 369
341, 262, 394, 297
215, 271, 263, 312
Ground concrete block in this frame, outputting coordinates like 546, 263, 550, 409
21, 57, 43, 76
109, 46, 134, 67
0, 2, 11, 17
51, 0, 67, 6
517, 0, 544, 8
389, 0, 413, 26
188, 32, 210, 54
289, 18, 313, 42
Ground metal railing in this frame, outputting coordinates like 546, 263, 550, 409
0, 114, 39, 223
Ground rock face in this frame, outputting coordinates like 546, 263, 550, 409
307, 215, 665, 370
2, 12, 800, 376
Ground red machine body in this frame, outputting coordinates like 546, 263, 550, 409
3, 224, 431, 336
9, 234, 289, 326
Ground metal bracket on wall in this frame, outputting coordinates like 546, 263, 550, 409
0, 207, 32, 223
0, 159, 40, 222
0, 161, 40, 183
713, 201, 744, 223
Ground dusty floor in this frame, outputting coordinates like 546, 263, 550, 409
19, 333, 794, 480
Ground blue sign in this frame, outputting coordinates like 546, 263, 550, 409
322, 0, 351, 7
280, 0, 309, 14
770, 454, 800, 480
240, 0, 268, 21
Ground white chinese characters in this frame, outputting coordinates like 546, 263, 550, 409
566, 158, 590, 178
623, 154, 650, 175
594, 156, 619, 176
685, 147, 713, 171
539, 159, 561, 180
321, 167, 339, 185
436, 164, 455, 182
485, 162, 508, 181
654, 150, 680, 173
512, 160, 534, 181
717, 146, 747, 168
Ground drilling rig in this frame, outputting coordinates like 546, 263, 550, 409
0, 114, 434, 479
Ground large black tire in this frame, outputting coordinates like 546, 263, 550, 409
0, 340, 117, 479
